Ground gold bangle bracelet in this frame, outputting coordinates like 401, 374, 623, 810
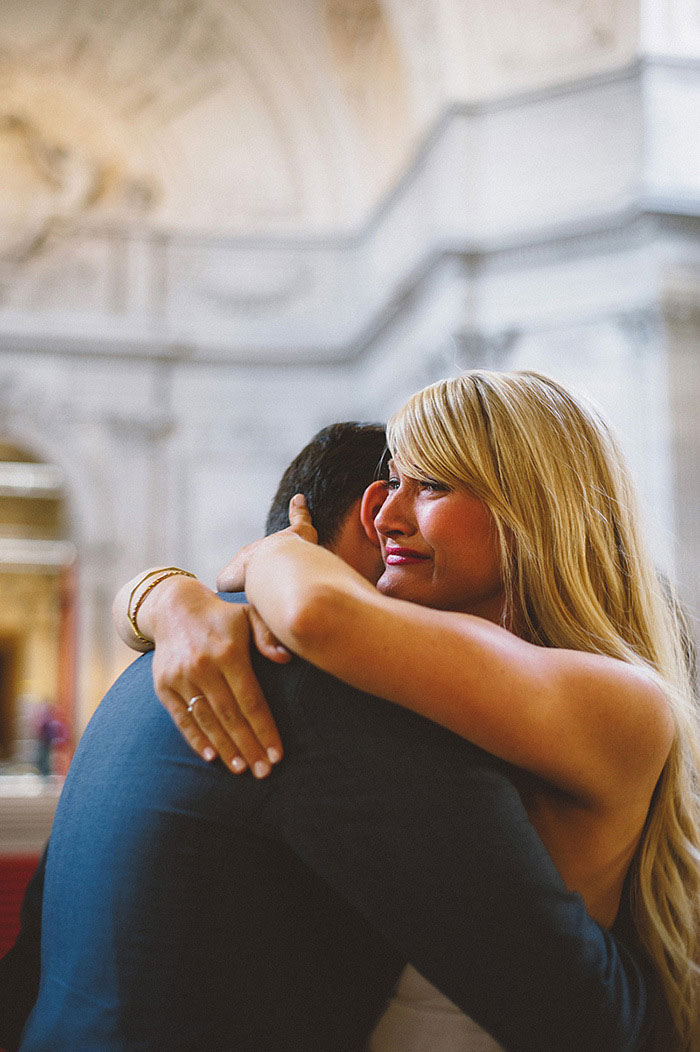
127, 567, 197, 645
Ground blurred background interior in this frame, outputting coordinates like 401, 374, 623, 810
0, 0, 698, 943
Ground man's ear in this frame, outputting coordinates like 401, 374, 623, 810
360, 481, 387, 547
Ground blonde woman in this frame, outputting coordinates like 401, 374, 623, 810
120, 372, 700, 1050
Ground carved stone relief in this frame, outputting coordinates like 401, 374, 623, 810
0, 0, 318, 305
324, 0, 413, 193
0, 0, 230, 133
386, 0, 444, 118
0, 100, 156, 303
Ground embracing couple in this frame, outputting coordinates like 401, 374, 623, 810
9, 371, 700, 1050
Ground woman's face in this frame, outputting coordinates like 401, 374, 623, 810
373, 461, 505, 621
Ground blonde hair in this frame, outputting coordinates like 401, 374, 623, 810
387, 370, 700, 1048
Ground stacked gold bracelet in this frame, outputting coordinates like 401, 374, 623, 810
127, 567, 197, 647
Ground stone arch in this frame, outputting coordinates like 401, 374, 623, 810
0, 396, 111, 556
0, 369, 122, 732
0, 432, 74, 770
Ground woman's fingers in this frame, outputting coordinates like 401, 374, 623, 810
158, 686, 219, 764
156, 673, 282, 778
186, 688, 264, 775
182, 613, 285, 771
191, 672, 277, 776
215, 554, 247, 593
216, 499, 317, 591
288, 494, 318, 543
149, 601, 284, 774
248, 605, 291, 664
145, 591, 283, 776
169, 659, 283, 776
216, 540, 261, 592
216, 661, 284, 769
183, 690, 252, 773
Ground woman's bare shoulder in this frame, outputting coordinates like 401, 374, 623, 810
544, 647, 675, 802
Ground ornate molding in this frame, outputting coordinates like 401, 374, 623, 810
195, 260, 313, 313
324, 0, 412, 191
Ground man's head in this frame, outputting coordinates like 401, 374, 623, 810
265, 422, 389, 581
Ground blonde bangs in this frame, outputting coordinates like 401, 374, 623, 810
386, 379, 493, 497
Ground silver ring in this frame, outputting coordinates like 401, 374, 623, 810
187, 695, 206, 713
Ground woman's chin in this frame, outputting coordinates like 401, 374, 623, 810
377, 570, 427, 605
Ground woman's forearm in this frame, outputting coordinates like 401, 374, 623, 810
244, 532, 671, 808
113, 567, 163, 651
112, 565, 285, 774
244, 534, 374, 659
113, 568, 216, 651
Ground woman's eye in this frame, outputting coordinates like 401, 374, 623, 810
387, 477, 400, 490
421, 480, 446, 493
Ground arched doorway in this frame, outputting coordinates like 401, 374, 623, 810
0, 442, 75, 778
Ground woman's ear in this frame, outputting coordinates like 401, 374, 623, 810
360, 481, 388, 547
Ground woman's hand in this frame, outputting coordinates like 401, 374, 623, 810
111, 499, 317, 776
216, 494, 317, 592
137, 575, 286, 778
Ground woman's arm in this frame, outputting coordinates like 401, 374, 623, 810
112, 568, 286, 777
110, 510, 317, 773
238, 508, 674, 811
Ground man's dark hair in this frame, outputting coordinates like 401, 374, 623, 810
265, 422, 388, 546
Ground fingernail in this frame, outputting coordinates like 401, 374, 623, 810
267, 747, 281, 765
291, 494, 306, 507
203, 747, 216, 762
231, 757, 247, 773
253, 760, 271, 779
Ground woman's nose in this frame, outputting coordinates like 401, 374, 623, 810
374, 487, 412, 537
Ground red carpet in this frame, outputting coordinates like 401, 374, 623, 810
0, 855, 39, 957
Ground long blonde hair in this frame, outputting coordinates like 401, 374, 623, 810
387, 370, 700, 1048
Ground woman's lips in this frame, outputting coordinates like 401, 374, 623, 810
384, 547, 430, 565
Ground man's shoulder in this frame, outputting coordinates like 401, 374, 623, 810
80, 649, 161, 743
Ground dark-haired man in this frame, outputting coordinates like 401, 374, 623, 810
13, 424, 650, 1051
265, 421, 389, 542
